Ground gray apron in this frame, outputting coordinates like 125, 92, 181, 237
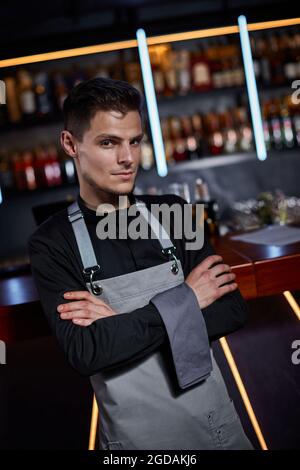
67, 199, 253, 450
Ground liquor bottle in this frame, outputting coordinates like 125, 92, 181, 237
17, 69, 36, 119
0, 151, 14, 191
168, 116, 189, 162
53, 72, 69, 111
149, 45, 165, 96
220, 109, 238, 154
140, 135, 154, 170
163, 49, 178, 96
180, 115, 198, 160
268, 33, 285, 86
23, 149, 37, 190
12, 151, 27, 191
176, 49, 191, 95
234, 107, 253, 152
268, 99, 284, 150
205, 112, 223, 155
283, 31, 299, 82
34, 71, 53, 117
47, 144, 63, 185
261, 102, 271, 151
209, 38, 224, 89
293, 113, 300, 148
34, 145, 48, 188
250, 36, 261, 82
172, 138, 189, 162
124, 51, 143, 94
280, 100, 295, 148
60, 152, 77, 184
4, 76, 22, 123
161, 118, 175, 164
191, 42, 212, 92
191, 112, 207, 156
231, 54, 245, 86
194, 178, 219, 238
258, 35, 272, 85
287, 94, 300, 147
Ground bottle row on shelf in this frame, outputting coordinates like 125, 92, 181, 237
141, 93, 300, 169
250, 28, 300, 84
1, 26, 299, 127
0, 45, 243, 128
0, 92, 299, 192
0, 145, 77, 193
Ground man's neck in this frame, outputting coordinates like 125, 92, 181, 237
80, 192, 131, 213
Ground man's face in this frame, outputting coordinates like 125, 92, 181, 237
68, 109, 143, 197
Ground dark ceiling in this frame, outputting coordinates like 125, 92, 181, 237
0, 0, 296, 59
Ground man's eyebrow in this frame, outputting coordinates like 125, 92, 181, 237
95, 132, 144, 141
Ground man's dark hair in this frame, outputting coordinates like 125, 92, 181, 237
63, 77, 144, 141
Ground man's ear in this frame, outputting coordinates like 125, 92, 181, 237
60, 130, 78, 159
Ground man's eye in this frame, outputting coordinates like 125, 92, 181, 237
100, 140, 114, 147
131, 139, 142, 146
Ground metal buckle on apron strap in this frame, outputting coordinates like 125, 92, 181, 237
67, 208, 84, 223
162, 247, 179, 275
83, 265, 103, 295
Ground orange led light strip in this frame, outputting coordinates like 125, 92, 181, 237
219, 336, 268, 450
283, 291, 300, 320
0, 17, 300, 68
88, 394, 99, 451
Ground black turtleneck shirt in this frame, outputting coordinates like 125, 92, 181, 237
28, 192, 248, 376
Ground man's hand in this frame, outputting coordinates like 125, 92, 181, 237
185, 255, 237, 309
57, 290, 117, 326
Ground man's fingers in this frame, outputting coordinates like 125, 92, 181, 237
58, 300, 112, 313
63, 290, 91, 300
59, 306, 114, 320
215, 272, 236, 287
217, 282, 238, 297
72, 318, 94, 326
195, 255, 223, 273
209, 263, 231, 278
63, 290, 108, 307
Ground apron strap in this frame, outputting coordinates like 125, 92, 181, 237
135, 200, 180, 275
67, 197, 179, 290
67, 201, 100, 293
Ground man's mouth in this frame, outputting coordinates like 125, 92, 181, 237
112, 170, 134, 175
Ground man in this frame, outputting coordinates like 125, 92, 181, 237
28, 77, 253, 450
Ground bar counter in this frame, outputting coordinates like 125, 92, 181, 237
1, 232, 299, 342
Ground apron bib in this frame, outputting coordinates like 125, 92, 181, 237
68, 199, 253, 450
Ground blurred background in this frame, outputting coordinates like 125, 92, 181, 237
0, 0, 299, 451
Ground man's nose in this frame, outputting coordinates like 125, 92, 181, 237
117, 143, 134, 164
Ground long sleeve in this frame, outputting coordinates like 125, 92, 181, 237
28, 236, 168, 376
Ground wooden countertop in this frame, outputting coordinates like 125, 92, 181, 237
213, 234, 300, 299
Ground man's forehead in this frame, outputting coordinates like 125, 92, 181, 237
88, 109, 142, 137
92, 109, 141, 124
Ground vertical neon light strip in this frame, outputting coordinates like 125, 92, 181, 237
238, 15, 267, 161
219, 337, 268, 449
136, 28, 168, 177
0, 186, 2, 204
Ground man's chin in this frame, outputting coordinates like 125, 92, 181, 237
112, 180, 136, 195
